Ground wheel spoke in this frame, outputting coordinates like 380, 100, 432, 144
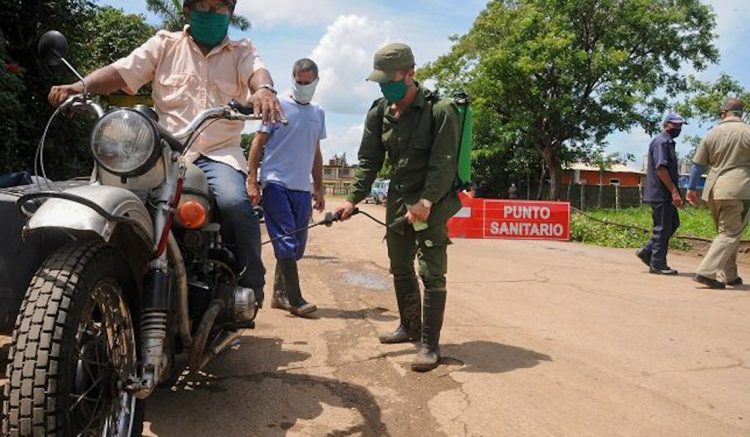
68, 280, 137, 436
79, 399, 109, 436
73, 354, 108, 368
68, 375, 104, 412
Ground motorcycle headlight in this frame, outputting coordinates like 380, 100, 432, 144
91, 109, 160, 177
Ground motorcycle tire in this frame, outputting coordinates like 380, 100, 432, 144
3, 241, 145, 436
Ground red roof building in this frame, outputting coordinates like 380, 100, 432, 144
562, 163, 645, 187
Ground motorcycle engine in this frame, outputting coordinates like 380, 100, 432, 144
188, 281, 257, 327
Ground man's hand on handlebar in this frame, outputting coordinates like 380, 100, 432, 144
49, 82, 84, 108
251, 88, 285, 125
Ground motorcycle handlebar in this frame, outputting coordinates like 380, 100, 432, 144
55, 96, 272, 153
228, 99, 254, 116
60, 94, 104, 118
171, 103, 266, 142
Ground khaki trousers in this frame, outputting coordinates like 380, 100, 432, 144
696, 197, 750, 281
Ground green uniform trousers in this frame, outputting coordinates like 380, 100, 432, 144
696, 196, 750, 282
387, 222, 450, 290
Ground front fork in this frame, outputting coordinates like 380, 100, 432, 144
129, 153, 185, 398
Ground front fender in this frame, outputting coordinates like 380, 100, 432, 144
26, 185, 154, 245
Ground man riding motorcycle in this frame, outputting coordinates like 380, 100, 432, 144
49, 0, 282, 305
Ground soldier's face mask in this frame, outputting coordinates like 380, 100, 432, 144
189, 10, 230, 48
380, 79, 408, 103
667, 126, 682, 138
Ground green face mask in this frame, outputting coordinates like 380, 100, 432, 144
189, 10, 230, 48
380, 79, 408, 103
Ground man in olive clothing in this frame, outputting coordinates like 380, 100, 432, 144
687, 98, 750, 289
337, 43, 461, 372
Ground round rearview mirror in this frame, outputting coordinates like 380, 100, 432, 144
38, 31, 69, 67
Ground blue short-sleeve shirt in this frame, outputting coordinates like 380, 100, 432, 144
643, 131, 679, 203
258, 97, 326, 192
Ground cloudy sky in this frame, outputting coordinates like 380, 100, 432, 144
101, 0, 750, 167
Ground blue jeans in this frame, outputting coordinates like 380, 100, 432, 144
261, 182, 312, 261
195, 156, 265, 298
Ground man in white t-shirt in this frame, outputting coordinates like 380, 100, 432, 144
247, 58, 326, 316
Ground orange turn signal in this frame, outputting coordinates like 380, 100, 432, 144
178, 200, 207, 229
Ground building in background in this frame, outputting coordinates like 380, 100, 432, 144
562, 162, 646, 187
323, 154, 358, 195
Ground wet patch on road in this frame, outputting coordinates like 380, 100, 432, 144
342, 271, 390, 290
318, 260, 466, 437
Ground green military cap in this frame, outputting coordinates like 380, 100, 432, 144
367, 43, 415, 83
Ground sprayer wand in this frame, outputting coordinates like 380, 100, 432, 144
261, 207, 388, 246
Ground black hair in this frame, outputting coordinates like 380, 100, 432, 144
292, 58, 319, 79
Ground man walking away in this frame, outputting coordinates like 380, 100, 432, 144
637, 113, 686, 275
687, 98, 750, 289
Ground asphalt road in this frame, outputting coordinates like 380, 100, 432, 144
3, 201, 749, 436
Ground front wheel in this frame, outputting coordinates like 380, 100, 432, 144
3, 241, 143, 436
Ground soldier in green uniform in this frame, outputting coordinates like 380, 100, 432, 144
337, 43, 461, 372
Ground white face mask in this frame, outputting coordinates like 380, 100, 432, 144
292, 78, 319, 104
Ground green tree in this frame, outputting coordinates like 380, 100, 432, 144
676, 73, 750, 126
80, 6, 155, 75
675, 74, 750, 160
0, 0, 98, 177
0, 1, 157, 178
421, 0, 718, 199
0, 31, 28, 170
146, 0, 250, 32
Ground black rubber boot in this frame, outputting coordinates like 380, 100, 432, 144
278, 258, 317, 316
379, 275, 422, 344
270, 262, 291, 310
411, 288, 446, 372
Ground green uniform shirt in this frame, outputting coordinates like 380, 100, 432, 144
347, 86, 462, 229
694, 117, 750, 201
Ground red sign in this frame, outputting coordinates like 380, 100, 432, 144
448, 193, 571, 241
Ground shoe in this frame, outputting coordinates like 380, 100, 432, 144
693, 274, 726, 289
635, 248, 651, 267
411, 289, 446, 372
649, 266, 678, 275
725, 277, 743, 286
379, 275, 422, 344
277, 258, 317, 317
289, 302, 317, 316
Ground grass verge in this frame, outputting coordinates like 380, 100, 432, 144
570, 206, 750, 250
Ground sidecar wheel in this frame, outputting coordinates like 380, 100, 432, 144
3, 241, 144, 436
